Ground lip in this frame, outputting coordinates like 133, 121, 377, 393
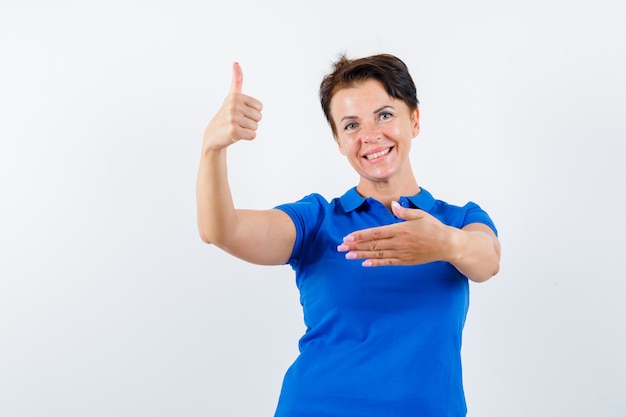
362, 146, 394, 161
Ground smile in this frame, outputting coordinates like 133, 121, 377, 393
364, 147, 392, 160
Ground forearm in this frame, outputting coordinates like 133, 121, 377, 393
196, 147, 237, 245
446, 224, 501, 283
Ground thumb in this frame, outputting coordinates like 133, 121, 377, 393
230, 61, 243, 94
391, 201, 422, 220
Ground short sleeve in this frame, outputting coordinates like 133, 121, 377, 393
275, 193, 328, 267
462, 202, 498, 236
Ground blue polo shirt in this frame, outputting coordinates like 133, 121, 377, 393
274, 187, 497, 417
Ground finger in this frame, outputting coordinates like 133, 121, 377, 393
342, 248, 401, 267
239, 102, 263, 122
234, 127, 257, 141
342, 225, 396, 245
338, 234, 393, 254
236, 115, 260, 132
391, 201, 424, 221
362, 257, 399, 267
343, 249, 395, 260
242, 95, 263, 112
230, 62, 243, 95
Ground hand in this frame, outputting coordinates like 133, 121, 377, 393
202, 62, 263, 151
336, 201, 455, 267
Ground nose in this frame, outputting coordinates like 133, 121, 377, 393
362, 121, 381, 143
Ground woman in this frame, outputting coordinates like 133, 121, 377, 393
197, 54, 501, 417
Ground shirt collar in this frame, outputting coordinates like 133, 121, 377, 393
339, 186, 435, 212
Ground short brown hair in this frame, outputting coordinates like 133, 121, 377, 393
319, 53, 419, 137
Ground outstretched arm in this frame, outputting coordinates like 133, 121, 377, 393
336, 201, 500, 282
196, 63, 295, 265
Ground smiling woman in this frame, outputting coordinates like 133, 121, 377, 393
196, 53, 501, 417
331, 79, 420, 198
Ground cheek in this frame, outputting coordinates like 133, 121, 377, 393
391, 122, 414, 140
383, 124, 403, 140
337, 137, 350, 156
337, 135, 357, 155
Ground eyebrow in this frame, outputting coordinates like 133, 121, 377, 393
339, 105, 395, 123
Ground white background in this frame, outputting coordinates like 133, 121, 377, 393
1, 1, 625, 416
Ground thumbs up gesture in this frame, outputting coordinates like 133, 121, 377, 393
203, 62, 264, 151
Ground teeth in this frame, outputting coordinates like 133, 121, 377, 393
365, 148, 390, 160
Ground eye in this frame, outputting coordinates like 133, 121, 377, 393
344, 122, 358, 131
379, 111, 393, 121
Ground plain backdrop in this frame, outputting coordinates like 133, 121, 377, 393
1, 1, 625, 416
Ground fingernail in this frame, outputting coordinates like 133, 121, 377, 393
337, 244, 348, 252
362, 260, 373, 267
345, 252, 357, 260
343, 235, 354, 243
391, 201, 401, 209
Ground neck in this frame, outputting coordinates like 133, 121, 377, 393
356, 174, 420, 209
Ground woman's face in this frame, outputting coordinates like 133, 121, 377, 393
330, 79, 420, 185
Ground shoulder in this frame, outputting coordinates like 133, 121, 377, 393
274, 192, 335, 229
275, 192, 331, 214
425, 190, 497, 235
273, 193, 338, 267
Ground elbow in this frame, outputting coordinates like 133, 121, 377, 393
466, 267, 500, 283
468, 245, 501, 283
197, 224, 230, 247
198, 229, 213, 245
197, 216, 218, 245
197, 211, 238, 247
469, 262, 500, 283
491, 263, 500, 279
197, 223, 218, 245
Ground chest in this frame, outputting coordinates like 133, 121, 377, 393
295, 211, 468, 321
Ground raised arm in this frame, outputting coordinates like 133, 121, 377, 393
196, 63, 295, 265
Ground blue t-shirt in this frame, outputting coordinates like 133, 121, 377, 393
274, 187, 497, 417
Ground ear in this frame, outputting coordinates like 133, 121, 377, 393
411, 108, 420, 138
